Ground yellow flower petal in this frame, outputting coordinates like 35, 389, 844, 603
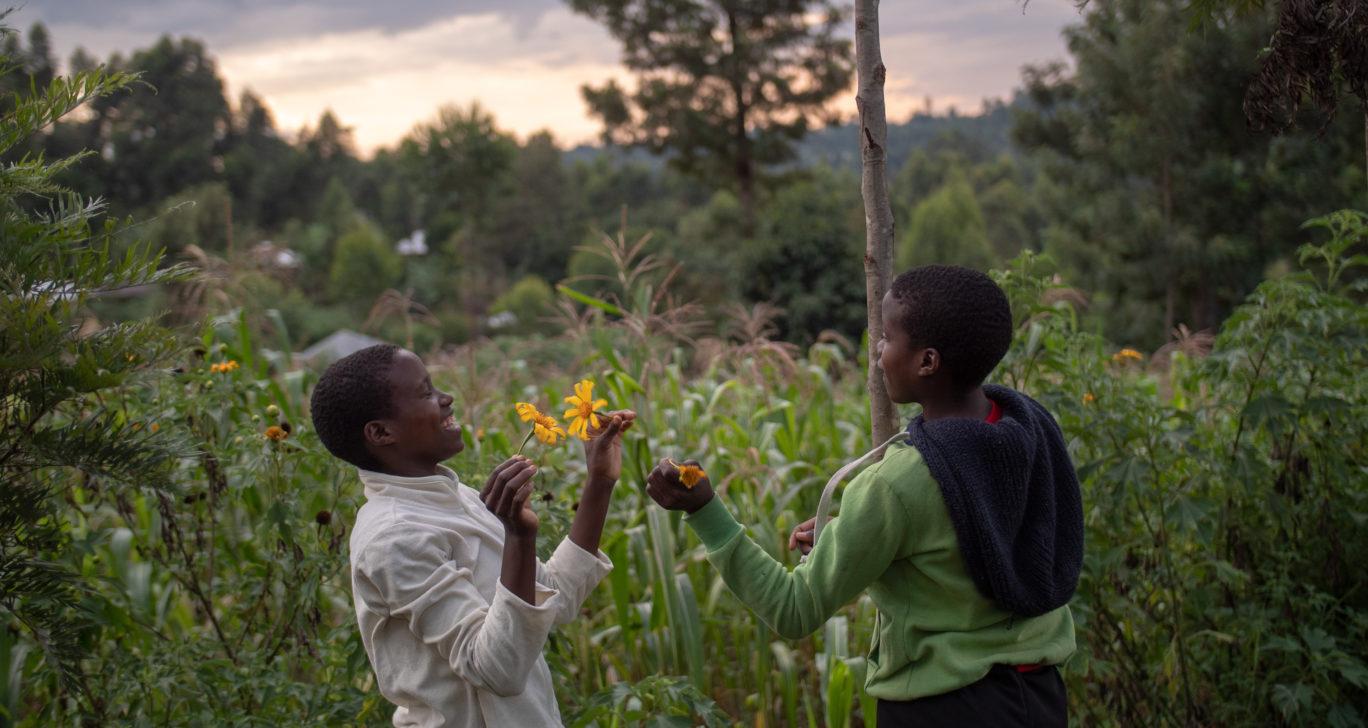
668, 459, 707, 488
534, 422, 565, 445
515, 402, 541, 423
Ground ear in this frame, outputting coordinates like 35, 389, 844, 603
917, 348, 941, 377
364, 420, 396, 448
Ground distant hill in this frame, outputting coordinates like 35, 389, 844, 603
795, 99, 1017, 173
564, 98, 1018, 174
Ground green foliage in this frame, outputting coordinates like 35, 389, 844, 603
1014, 0, 1365, 346
0, 33, 190, 706
491, 275, 557, 335
328, 222, 400, 302
898, 166, 995, 270
992, 211, 1368, 726
93, 36, 231, 211
141, 181, 233, 253
316, 175, 359, 240
670, 190, 748, 307
489, 130, 581, 283
567, 675, 732, 727
398, 103, 516, 248
54, 313, 383, 725
743, 166, 867, 344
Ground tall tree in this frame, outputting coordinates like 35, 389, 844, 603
569, 0, 854, 230
85, 36, 232, 213
396, 103, 515, 251
854, 0, 898, 445
1234, 0, 1368, 203
221, 89, 308, 231
488, 131, 580, 282
742, 165, 867, 344
1014, 0, 1362, 346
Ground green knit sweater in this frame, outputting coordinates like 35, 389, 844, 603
684, 441, 1076, 700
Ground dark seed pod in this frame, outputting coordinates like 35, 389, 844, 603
281, 421, 293, 434
315, 510, 332, 526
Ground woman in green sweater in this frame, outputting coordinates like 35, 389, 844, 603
647, 265, 1084, 726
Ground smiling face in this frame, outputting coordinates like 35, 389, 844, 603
878, 291, 937, 405
364, 349, 463, 475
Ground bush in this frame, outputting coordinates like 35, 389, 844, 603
992, 211, 1368, 726
328, 222, 401, 302
491, 275, 556, 335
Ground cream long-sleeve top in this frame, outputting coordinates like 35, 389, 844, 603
349, 465, 612, 728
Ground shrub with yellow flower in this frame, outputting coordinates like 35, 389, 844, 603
563, 379, 608, 441
264, 425, 288, 441
514, 402, 567, 451
1111, 348, 1144, 364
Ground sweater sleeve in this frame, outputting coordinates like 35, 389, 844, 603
357, 523, 560, 697
535, 538, 613, 626
684, 466, 911, 640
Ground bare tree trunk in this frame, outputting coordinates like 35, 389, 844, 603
727, 9, 756, 236
856, 0, 899, 446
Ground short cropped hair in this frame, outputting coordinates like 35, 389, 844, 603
310, 344, 400, 471
890, 265, 1013, 389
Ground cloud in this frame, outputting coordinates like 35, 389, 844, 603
18, 0, 1081, 154
875, 0, 1080, 118
213, 9, 629, 152
26, 0, 561, 51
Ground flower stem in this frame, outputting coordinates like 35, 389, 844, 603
515, 428, 536, 455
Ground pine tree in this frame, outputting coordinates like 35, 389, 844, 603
0, 19, 191, 699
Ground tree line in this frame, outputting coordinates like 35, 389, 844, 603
3, 0, 1364, 351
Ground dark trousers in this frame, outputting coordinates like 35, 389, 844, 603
876, 665, 1067, 727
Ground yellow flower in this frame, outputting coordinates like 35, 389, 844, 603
668, 459, 707, 489
476, 427, 486, 440
264, 425, 288, 441
515, 402, 544, 423
1083, 392, 1096, 404
514, 402, 566, 451
534, 420, 567, 445
150, 422, 160, 433
210, 360, 240, 374
1112, 348, 1143, 363
563, 379, 607, 440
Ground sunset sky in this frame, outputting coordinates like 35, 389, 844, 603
26, 1, 1083, 154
